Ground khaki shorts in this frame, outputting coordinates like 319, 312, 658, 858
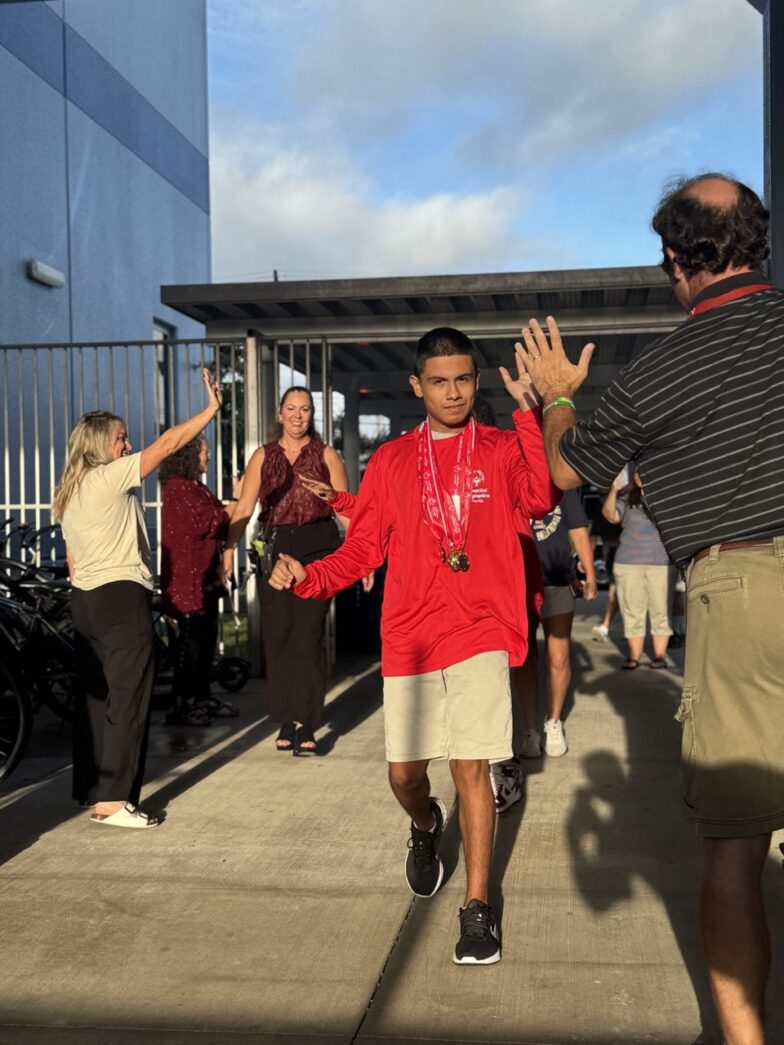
678, 538, 784, 837
383, 650, 513, 763
614, 563, 674, 638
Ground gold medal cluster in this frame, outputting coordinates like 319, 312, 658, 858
439, 544, 471, 572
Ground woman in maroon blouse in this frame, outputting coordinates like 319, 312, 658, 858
160, 435, 236, 725
224, 387, 349, 754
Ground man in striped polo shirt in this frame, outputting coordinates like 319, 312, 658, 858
517, 174, 783, 1045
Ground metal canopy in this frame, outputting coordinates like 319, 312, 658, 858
162, 265, 682, 422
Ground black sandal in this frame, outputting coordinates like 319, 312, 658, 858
275, 723, 296, 750
621, 658, 640, 670
293, 725, 317, 757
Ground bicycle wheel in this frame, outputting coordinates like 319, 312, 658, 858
0, 659, 32, 784
213, 656, 250, 693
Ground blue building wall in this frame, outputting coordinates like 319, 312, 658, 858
0, 0, 210, 345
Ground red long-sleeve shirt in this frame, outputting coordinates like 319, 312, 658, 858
295, 410, 559, 676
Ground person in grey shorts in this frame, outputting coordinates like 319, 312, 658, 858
489, 487, 596, 814
517, 174, 784, 1044
518, 489, 596, 758
602, 471, 674, 670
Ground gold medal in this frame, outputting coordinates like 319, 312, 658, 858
447, 550, 462, 571
446, 549, 470, 572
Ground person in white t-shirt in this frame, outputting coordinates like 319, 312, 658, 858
54, 369, 221, 829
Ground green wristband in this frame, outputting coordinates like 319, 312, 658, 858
542, 396, 576, 416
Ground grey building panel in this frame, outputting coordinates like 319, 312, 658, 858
0, 1, 63, 92
1, 1, 209, 347
0, 2, 208, 213
66, 104, 209, 343
0, 49, 70, 344
63, 25, 209, 213
62, 0, 208, 154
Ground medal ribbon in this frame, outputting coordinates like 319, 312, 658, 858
416, 419, 476, 557
689, 283, 773, 318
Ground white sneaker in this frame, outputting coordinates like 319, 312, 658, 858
543, 719, 568, 757
489, 758, 522, 814
592, 624, 609, 642
520, 728, 542, 759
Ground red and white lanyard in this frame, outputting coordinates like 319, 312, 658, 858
416, 419, 476, 564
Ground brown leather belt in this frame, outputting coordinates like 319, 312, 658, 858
692, 537, 775, 565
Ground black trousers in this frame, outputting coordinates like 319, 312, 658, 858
171, 600, 219, 707
71, 581, 155, 805
259, 518, 340, 730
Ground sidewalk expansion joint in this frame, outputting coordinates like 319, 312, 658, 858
350, 892, 417, 1044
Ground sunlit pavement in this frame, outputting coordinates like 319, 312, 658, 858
1, 594, 782, 1044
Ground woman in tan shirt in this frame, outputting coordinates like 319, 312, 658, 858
54, 369, 221, 828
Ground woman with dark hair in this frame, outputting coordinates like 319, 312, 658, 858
224, 386, 349, 754
159, 433, 237, 725
54, 369, 221, 828
602, 471, 674, 670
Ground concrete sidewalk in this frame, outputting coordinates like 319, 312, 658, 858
1, 601, 783, 1045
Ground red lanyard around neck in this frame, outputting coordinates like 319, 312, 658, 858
416, 419, 475, 563
689, 283, 773, 318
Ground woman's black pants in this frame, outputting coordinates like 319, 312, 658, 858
258, 519, 340, 730
171, 600, 219, 707
71, 581, 155, 805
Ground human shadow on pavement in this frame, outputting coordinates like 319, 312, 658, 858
489, 768, 532, 939
567, 658, 784, 1044
0, 713, 276, 868
488, 630, 588, 934
314, 664, 382, 757
0, 657, 384, 866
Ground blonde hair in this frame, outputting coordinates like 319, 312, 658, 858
52, 411, 125, 521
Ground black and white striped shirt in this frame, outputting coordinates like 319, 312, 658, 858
560, 272, 784, 567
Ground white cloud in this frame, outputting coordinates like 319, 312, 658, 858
205, 0, 763, 279
285, 0, 760, 165
209, 126, 545, 280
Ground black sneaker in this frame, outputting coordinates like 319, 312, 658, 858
405, 797, 447, 897
453, 899, 501, 965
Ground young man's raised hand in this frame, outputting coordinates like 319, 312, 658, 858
498, 354, 539, 412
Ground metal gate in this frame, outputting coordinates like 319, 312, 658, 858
0, 334, 337, 675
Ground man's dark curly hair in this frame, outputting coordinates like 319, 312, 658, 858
652, 173, 769, 275
413, 326, 479, 377
159, 434, 204, 484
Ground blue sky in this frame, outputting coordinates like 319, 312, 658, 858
206, 0, 764, 282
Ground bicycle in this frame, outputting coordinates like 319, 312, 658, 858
0, 632, 33, 784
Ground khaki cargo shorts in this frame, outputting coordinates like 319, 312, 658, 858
678, 538, 784, 837
383, 650, 513, 763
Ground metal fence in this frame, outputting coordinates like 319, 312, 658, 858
0, 337, 247, 564
0, 334, 338, 674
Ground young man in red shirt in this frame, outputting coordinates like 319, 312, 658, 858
269, 327, 558, 964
